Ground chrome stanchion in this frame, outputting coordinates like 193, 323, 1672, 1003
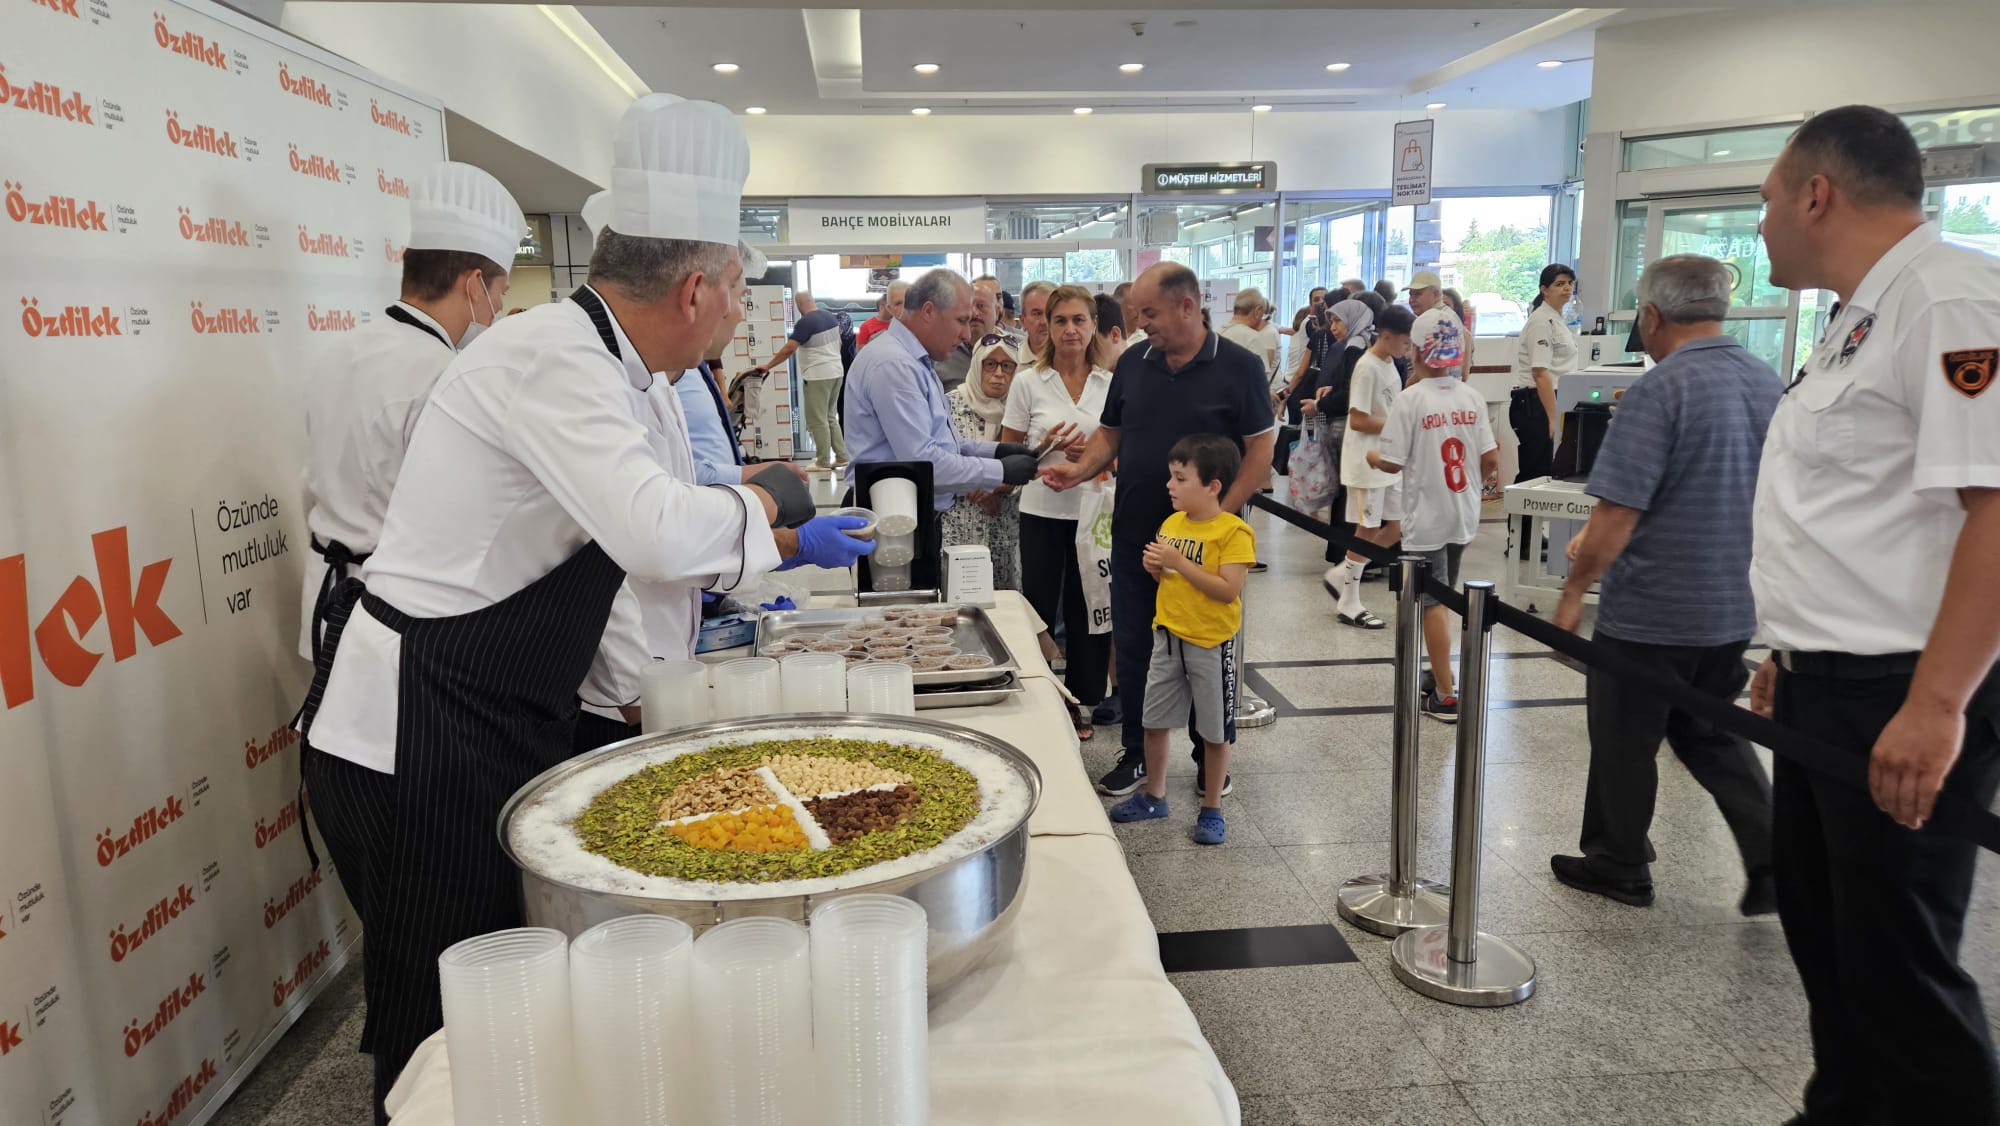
1391, 581, 1537, 1006
1237, 609, 1276, 729
1336, 556, 1451, 937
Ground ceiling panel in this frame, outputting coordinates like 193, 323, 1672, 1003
578, 6, 823, 104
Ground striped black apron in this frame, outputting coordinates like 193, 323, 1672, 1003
295, 289, 634, 1121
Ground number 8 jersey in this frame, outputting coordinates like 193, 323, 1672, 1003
1379, 375, 1498, 551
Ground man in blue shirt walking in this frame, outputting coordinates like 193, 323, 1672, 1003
1551, 254, 1782, 914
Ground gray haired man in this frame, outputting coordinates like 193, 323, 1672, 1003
1548, 254, 1782, 914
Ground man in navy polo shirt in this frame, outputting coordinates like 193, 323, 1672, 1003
1043, 262, 1276, 796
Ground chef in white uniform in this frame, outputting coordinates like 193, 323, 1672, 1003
298, 162, 524, 662
294, 95, 871, 1122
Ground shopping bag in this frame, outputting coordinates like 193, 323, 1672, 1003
1287, 418, 1336, 514
1073, 480, 1116, 635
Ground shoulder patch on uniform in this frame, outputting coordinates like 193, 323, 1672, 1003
1942, 348, 1997, 398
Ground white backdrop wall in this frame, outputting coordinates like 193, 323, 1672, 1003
0, 1, 445, 1122
1590, 3, 2000, 136
742, 107, 1570, 197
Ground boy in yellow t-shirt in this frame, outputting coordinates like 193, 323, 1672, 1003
1109, 434, 1257, 845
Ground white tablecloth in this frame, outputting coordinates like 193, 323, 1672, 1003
385, 593, 1240, 1125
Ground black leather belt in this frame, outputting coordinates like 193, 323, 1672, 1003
1773, 650, 1922, 679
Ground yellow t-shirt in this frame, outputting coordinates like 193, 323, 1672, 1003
1152, 511, 1258, 649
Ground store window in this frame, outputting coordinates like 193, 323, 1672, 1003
740, 205, 786, 244
1621, 123, 1795, 172
1434, 195, 1556, 330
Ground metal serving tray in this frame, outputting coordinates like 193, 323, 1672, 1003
754, 604, 1020, 688
915, 670, 1026, 710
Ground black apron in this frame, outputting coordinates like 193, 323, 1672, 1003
295, 289, 634, 1113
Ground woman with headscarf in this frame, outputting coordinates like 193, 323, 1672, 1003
1302, 297, 1377, 566
941, 334, 1024, 590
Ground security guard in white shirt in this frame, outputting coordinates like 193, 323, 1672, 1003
1750, 104, 2000, 1124
298, 162, 524, 663
294, 95, 871, 1121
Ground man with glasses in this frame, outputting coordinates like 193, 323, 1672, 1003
845, 269, 1041, 567
937, 275, 1018, 394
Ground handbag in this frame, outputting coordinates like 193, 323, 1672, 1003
1072, 480, 1115, 635
1287, 417, 1336, 515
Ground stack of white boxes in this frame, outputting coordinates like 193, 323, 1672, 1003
733, 285, 794, 461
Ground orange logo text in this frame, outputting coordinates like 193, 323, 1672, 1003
1, 527, 180, 709
0, 63, 95, 124
4, 179, 107, 231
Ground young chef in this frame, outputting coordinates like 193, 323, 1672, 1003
298, 162, 525, 663
294, 94, 872, 1122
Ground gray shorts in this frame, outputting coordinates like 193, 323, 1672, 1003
1415, 543, 1465, 610
1142, 628, 1238, 745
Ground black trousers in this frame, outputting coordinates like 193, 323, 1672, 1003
1773, 664, 2000, 1124
1510, 387, 1553, 483
572, 709, 639, 756
1578, 634, 1773, 881
301, 746, 396, 934
1019, 512, 1110, 708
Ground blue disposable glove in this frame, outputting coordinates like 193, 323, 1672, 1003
777, 515, 877, 571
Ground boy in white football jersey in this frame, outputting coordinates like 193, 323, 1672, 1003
1369, 307, 1499, 722
1327, 305, 1415, 628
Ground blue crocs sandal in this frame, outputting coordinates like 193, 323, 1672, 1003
1109, 792, 1170, 823
1192, 809, 1227, 845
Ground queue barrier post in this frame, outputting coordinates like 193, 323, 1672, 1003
1391, 581, 1537, 1006
1237, 596, 1277, 730
1336, 556, 1451, 937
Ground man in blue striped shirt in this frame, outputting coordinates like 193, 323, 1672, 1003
1549, 254, 1782, 914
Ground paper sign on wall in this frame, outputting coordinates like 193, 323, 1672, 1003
1392, 119, 1436, 207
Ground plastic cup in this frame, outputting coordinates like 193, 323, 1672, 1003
780, 652, 849, 712
437, 928, 574, 1126
812, 896, 930, 1126
712, 657, 781, 720
873, 561, 913, 592
874, 533, 917, 567
641, 660, 710, 735
831, 506, 879, 541
847, 662, 916, 716
871, 477, 920, 536
570, 916, 695, 1125
692, 918, 815, 1124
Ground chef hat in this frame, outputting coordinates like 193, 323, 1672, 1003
739, 241, 768, 279
580, 190, 612, 237
607, 93, 750, 246
406, 161, 525, 271
1412, 306, 1466, 370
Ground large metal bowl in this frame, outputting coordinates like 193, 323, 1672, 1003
497, 713, 1041, 993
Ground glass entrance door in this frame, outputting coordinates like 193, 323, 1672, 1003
1642, 194, 1799, 373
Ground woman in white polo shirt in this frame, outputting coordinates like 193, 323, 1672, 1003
1509, 263, 1580, 481
1001, 284, 1114, 735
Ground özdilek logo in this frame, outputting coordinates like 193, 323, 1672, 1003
4, 179, 108, 231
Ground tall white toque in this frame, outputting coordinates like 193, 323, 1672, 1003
406, 161, 525, 270
607, 93, 750, 246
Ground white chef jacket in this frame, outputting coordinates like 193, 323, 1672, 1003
1512, 301, 1579, 389
309, 290, 781, 773
297, 302, 457, 661
1751, 223, 2000, 655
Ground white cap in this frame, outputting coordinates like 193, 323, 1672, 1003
1412, 307, 1466, 369
580, 190, 612, 237
406, 161, 524, 271
607, 93, 749, 245
1405, 269, 1444, 293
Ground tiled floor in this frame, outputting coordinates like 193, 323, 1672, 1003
207, 494, 2000, 1126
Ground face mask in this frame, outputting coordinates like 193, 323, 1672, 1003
457, 280, 502, 348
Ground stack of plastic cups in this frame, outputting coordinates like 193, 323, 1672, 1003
692, 918, 815, 1125
847, 662, 917, 716
569, 916, 696, 1125
437, 928, 575, 1126
870, 479, 919, 593
811, 896, 931, 1126
640, 660, 710, 735
712, 657, 781, 720
780, 653, 848, 713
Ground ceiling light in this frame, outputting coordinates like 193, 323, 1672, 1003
1713, 149, 1732, 157
913, 62, 939, 75
1536, 60, 1563, 69
712, 62, 739, 74
745, 106, 767, 115
1252, 104, 1272, 113
1326, 62, 1351, 72
911, 107, 931, 116
1073, 106, 1093, 115
1426, 101, 1447, 110
1120, 62, 1145, 74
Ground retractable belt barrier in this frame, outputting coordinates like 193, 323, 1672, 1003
1246, 493, 2000, 855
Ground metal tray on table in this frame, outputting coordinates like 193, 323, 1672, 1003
753, 604, 1020, 688
914, 670, 1026, 710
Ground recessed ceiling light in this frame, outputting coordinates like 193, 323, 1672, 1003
1252, 104, 1272, 113
1713, 149, 1732, 157
1326, 62, 1351, 72
712, 62, 739, 74
745, 106, 766, 115
1073, 106, 1093, 115
1536, 60, 1563, 69
1426, 101, 1447, 110
910, 107, 931, 116
913, 62, 939, 75
1119, 62, 1145, 74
